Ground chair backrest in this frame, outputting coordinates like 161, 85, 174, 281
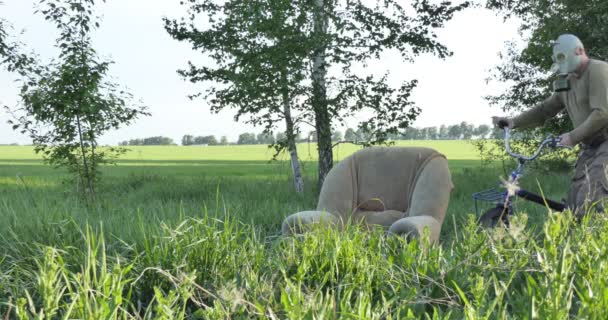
351, 147, 443, 212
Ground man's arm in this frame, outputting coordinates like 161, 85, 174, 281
568, 63, 608, 144
512, 93, 564, 129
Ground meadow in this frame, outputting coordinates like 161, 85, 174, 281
2, 140, 607, 319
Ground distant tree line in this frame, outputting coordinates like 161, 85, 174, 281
7, 123, 501, 148
343, 122, 498, 142
119, 136, 176, 146
181, 135, 229, 146
117, 122, 500, 147
238, 131, 343, 145
390, 122, 497, 141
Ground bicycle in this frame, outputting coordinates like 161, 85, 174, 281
473, 128, 571, 228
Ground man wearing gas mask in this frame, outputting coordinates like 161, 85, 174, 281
492, 33, 608, 218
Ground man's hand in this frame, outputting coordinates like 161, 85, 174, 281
558, 132, 575, 148
491, 116, 514, 129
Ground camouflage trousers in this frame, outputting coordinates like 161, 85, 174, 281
567, 139, 608, 217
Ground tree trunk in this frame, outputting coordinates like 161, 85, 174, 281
75, 114, 94, 198
281, 70, 304, 193
311, 0, 333, 189
77, 2, 95, 200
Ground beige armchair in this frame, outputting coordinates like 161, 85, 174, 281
281, 147, 454, 243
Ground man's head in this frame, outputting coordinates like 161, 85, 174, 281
551, 34, 588, 75
550, 34, 589, 92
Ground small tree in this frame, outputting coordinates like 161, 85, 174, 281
1, 0, 148, 199
448, 125, 462, 140
237, 133, 257, 145
439, 125, 449, 140
331, 130, 342, 142
419, 128, 429, 140
475, 124, 491, 139
142, 136, 174, 145
427, 126, 438, 140
344, 128, 357, 142
220, 135, 229, 145
356, 128, 372, 142
460, 121, 474, 140
182, 134, 194, 146
256, 132, 275, 145
275, 132, 287, 143
195, 135, 218, 145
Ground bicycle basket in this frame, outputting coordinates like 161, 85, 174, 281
472, 188, 507, 216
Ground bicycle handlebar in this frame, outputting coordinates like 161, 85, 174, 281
504, 128, 566, 162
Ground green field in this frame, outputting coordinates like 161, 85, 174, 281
2, 141, 606, 318
0, 140, 482, 161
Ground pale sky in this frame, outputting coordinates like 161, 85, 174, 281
0, 0, 522, 145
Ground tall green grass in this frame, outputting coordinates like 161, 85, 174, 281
2, 142, 599, 319
3, 209, 607, 318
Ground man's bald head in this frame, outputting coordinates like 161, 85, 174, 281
553, 34, 585, 52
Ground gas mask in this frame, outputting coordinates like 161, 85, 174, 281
550, 34, 584, 92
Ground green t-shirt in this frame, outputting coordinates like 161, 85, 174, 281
513, 59, 608, 145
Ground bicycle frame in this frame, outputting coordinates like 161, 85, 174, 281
474, 128, 568, 227
504, 128, 566, 211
